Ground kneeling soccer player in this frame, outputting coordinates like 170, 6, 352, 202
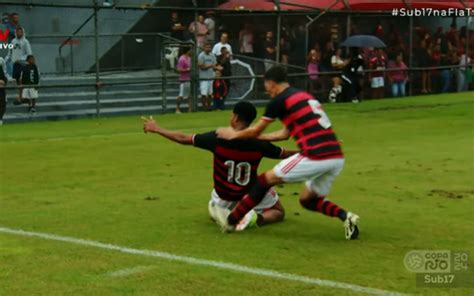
142, 101, 297, 231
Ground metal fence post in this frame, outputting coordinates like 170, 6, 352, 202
275, 0, 281, 64
93, 0, 100, 117
120, 35, 125, 71
161, 38, 168, 113
69, 41, 74, 76
408, 15, 413, 97
192, 2, 199, 112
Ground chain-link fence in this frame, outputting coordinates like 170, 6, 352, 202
1, 1, 472, 123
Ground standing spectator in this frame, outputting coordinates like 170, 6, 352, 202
340, 48, 364, 103
189, 15, 208, 49
217, 47, 232, 95
330, 48, 345, 94
5, 27, 32, 84
440, 49, 457, 93
306, 49, 320, 96
198, 42, 217, 111
170, 12, 186, 41
457, 53, 471, 92
6, 12, 20, 43
279, 37, 291, 66
239, 23, 254, 56
18, 55, 39, 114
416, 39, 432, 94
176, 47, 192, 114
263, 31, 276, 71
0, 57, 7, 125
212, 32, 233, 58
204, 11, 216, 43
387, 52, 408, 97
368, 48, 386, 99
212, 70, 228, 111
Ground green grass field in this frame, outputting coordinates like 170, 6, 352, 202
1, 93, 473, 296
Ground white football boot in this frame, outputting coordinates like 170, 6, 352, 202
344, 212, 360, 240
213, 205, 235, 233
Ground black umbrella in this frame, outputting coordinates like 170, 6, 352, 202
341, 35, 386, 48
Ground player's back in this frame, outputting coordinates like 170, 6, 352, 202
262, 87, 343, 161
192, 131, 283, 201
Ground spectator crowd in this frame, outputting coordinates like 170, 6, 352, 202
167, 11, 473, 107
1, 12, 39, 124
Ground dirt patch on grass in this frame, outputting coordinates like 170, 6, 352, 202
428, 189, 474, 199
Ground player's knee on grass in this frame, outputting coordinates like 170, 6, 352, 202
260, 202, 285, 225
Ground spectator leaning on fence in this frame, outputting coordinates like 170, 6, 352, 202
198, 42, 218, 111
457, 53, 472, 92
176, 47, 192, 114
307, 49, 320, 97
212, 70, 228, 111
387, 52, 408, 98
0, 57, 7, 125
5, 27, 32, 84
217, 46, 232, 96
212, 32, 232, 58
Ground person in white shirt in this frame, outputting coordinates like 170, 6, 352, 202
212, 32, 233, 58
204, 11, 216, 43
457, 53, 471, 92
239, 23, 254, 56
5, 27, 32, 83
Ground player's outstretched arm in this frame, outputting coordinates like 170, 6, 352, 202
217, 119, 270, 140
142, 116, 193, 145
258, 128, 290, 142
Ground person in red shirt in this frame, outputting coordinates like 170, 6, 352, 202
369, 48, 386, 99
387, 52, 408, 97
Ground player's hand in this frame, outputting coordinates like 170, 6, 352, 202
141, 116, 158, 133
216, 127, 237, 140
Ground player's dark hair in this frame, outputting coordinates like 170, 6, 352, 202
233, 101, 257, 126
26, 55, 34, 61
264, 66, 288, 83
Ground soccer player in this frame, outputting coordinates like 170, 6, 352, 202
142, 101, 296, 231
216, 66, 360, 240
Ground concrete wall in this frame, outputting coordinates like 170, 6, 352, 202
0, 1, 148, 74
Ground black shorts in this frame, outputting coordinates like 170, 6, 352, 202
12, 62, 24, 81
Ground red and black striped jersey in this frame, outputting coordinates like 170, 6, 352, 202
193, 131, 284, 201
262, 87, 343, 160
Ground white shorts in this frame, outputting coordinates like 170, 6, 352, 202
200, 80, 213, 96
208, 188, 279, 218
371, 77, 385, 88
178, 81, 190, 98
22, 88, 39, 99
274, 153, 344, 197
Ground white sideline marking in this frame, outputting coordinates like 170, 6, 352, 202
106, 265, 156, 278
0, 227, 409, 296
